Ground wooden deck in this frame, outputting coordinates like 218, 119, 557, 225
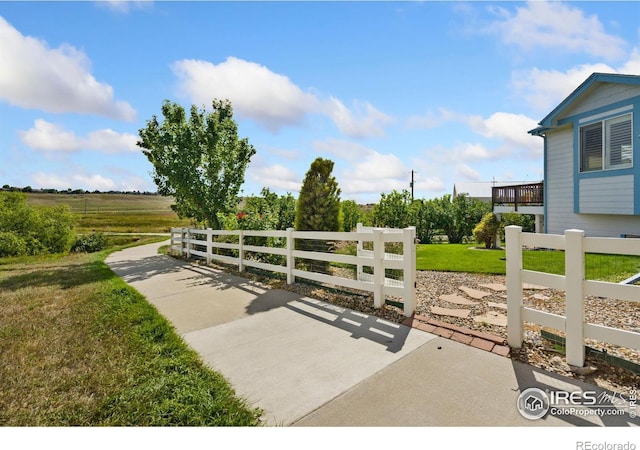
492, 182, 543, 211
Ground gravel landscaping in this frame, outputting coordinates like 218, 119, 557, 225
411, 270, 639, 398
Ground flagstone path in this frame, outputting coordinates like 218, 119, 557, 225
430, 283, 509, 327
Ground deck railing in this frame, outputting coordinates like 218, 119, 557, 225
492, 182, 543, 211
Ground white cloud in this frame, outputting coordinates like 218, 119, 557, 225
489, 1, 627, 61
467, 112, 541, 158
84, 128, 139, 153
97, 1, 152, 14
32, 172, 116, 191
406, 108, 458, 130
172, 57, 319, 131
512, 48, 640, 115
19, 120, 79, 152
515, 60, 637, 113
461, 143, 492, 161
0, 17, 136, 121
19, 119, 139, 153
247, 155, 302, 193
312, 138, 372, 162
313, 138, 410, 196
456, 164, 482, 181
324, 98, 393, 138
171, 56, 392, 138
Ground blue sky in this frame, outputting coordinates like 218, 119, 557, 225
2, 1, 640, 203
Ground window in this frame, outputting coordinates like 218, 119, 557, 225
580, 113, 633, 172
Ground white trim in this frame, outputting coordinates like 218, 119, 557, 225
578, 104, 632, 124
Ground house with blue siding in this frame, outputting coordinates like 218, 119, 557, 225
528, 72, 640, 237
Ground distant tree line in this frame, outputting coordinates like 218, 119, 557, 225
1, 185, 159, 195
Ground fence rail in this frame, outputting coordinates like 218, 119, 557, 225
170, 224, 417, 317
505, 226, 640, 367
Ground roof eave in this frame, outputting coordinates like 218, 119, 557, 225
537, 72, 640, 129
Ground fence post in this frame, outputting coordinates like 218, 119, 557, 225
184, 227, 191, 258
506, 225, 524, 349
286, 228, 294, 284
402, 227, 417, 317
565, 229, 585, 367
238, 230, 244, 272
206, 228, 212, 264
356, 223, 364, 281
372, 229, 384, 308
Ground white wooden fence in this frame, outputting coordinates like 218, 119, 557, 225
170, 224, 417, 317
505, 226, 640, 367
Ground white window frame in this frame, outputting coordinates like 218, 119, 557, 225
579, 112, 633, 173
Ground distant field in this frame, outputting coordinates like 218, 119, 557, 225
25, 193, 191, 233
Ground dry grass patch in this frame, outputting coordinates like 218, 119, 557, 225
0, 241, 261, 426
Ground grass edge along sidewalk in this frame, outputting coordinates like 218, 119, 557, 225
0, 237, 262, 426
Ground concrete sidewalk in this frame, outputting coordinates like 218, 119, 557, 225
106, 241, 638, 427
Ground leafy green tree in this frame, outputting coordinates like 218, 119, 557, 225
276, 192, 296, 231
138, 99, 256, 229
433, 193, 490, 244
0, 192, 76, 256
341, 200, 362, 232
473, 212, 500, 249
295, 158, 341, 273
409, 198, 438, 244
498, 212, 535, 241
372, 189, 412, 229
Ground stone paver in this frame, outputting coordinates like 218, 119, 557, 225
523, 283, 548, 290
459, 286, 491, 299
472, 311, 508, 327
479, 283, 507, 292
487, 301, 507, 310
430, 306, 470, 319
439, 293, 478, 306
451, 332, 474, 345
424, 318, 506, 345
492, 344, 511, 357
530, 293, 551, 300
470, 337, 495, 352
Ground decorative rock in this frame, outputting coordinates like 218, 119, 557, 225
459, 286, 491, 299
472, 311, 508, 327
439, 293, 478, 306
430, 306, 470, 319
550, 356, 571, 372
487, 301, 507, 310
569, 365, 598, 376
479, 283, 507, 292
523, 283, 547, 290
530, 293, 550, 301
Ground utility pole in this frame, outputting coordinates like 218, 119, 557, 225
410, 170, 416, 201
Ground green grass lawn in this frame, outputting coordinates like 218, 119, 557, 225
0, 237, 262, 426
416, 243, 640, 281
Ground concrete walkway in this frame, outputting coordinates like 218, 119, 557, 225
106, 241, 639, 427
